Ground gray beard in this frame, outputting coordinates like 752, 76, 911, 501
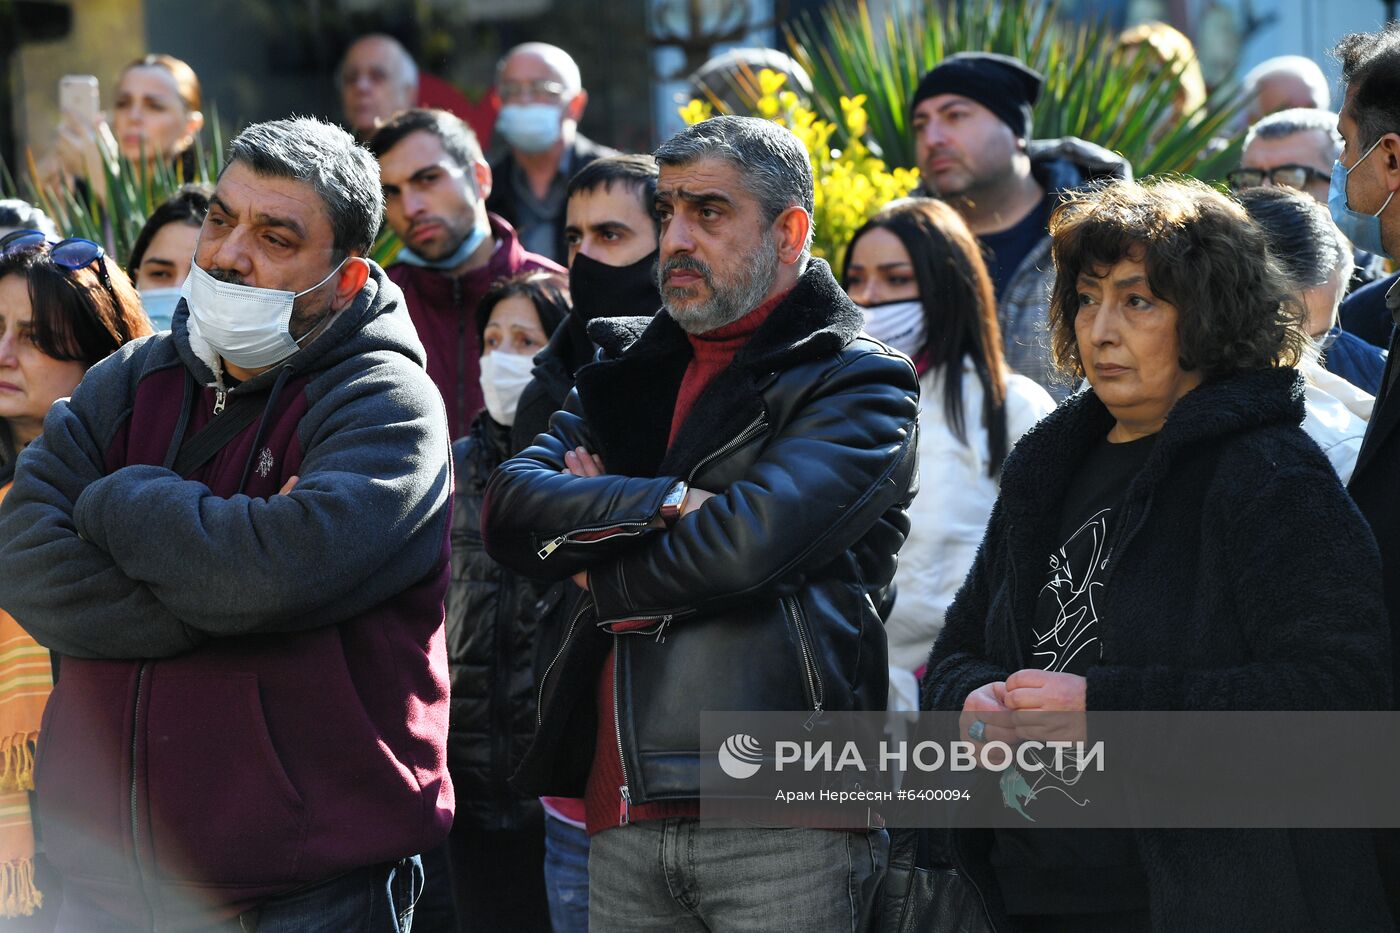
660, 231, 780, 335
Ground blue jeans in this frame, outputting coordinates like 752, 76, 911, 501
588, 820, 887, 932
53, 856, 423, 932
544, 814, 590, 933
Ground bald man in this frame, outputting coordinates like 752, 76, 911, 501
487, 42, 617, 262
340, 34, 419, 142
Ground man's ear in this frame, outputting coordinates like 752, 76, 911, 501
773, 206, 811, 267
333, 256, 371, 308
565, 89, 588, 124
474, 159, 493, 203
1381, 133, 1400, 191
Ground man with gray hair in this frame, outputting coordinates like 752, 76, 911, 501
339, 33, 420, 142
1243, 54, 1331, 123
487, 42, 617, 262
1231, 107, 1343, 204
482, 115, 916, 929
1232, 107, 1391, 339
0, 116, 453, 929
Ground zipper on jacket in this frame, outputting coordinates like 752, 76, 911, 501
537, 597, 590, 727
614, 632, 632, 826
491, 572, 516, 803
129, 663, 154, 926
785, 596, 824, 729
454, 278, 465, 435
951, 833, 1000, 932
686, 414, 768, 484
537, 520, 651, 560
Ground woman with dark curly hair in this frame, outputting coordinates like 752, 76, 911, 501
921, 177, 1391, 931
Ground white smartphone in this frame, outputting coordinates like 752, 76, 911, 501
59, 74, 100, 123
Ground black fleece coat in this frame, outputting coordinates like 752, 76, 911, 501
482, 260, 920, 805
923, 368, 1393, 932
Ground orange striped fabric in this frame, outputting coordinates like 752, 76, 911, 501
0, 482, 50, 916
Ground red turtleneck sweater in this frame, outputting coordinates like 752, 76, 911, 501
583, 292, 787, 835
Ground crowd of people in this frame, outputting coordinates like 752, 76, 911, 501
0, 17, 1398, 933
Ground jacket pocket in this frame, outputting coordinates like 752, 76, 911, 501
34, 663, 137, 886
145, 672, 308, 885
784, 596, 825, 712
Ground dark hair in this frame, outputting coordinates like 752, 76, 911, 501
367, 108, 484, 169
1334, 25, 1400, 150
654, 116, 814, 265
225, 117, 383, 256
475, 271, 571, 344
1235, 185, 1353, 289
1048, 177, 1305, 380
842, 197, 1011, 475
566, 154, 660, 231
0, 247, 153, 369
127, 183, 212, 279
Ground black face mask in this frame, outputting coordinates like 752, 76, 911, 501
568, 248, 661, 321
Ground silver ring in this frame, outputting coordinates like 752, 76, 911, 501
968, 719, 987, 742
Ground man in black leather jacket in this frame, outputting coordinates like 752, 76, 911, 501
482, 115, 919, 931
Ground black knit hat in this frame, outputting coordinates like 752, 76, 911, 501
910, 52, 1044, 140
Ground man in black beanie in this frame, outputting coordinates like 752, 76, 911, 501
910, 52, 1131, 399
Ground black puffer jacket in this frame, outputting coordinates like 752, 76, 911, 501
447, 413, 565, 831
923, 368, 1392, 932
482, 259, 920, 807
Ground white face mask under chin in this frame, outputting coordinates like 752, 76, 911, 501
181, 259, 346, 370
860, 299, 927, 359
479, 350, 536, 426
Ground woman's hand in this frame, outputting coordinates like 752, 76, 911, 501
960, 681, 1016, 768
1004, 669, 1088, 743
52, 111, 116, 202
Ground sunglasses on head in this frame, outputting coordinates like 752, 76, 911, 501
0, 228, 119, 305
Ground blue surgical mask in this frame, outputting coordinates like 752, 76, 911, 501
496, 103, 564, 154
139, 286, 183, 331
1329, 136, 1397, 258
395, 220, 490, 271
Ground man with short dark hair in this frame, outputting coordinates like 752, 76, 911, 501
487, 43, 618, 263
370, 107, 562, 439
339, 33, 419, 143
511, 153, 661, 453
910, 52, 1130, 398
1333, 23, 1400, 923
483, 115, 916, 929
0, 116, 453, 929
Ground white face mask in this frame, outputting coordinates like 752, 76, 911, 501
496, 103, 564, 154
860, 299, 927, 358
139, 286, 183, 332
181, 259, 346, 370
479, 350, 536, 426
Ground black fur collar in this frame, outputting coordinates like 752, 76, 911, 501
576, 259, 864, 479
999, 366, 1306, 520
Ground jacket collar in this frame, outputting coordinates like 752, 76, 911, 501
574, 258, 864, 478
1000, 367, 1306, 521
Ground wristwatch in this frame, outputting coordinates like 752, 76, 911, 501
659, 480, 689, 526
